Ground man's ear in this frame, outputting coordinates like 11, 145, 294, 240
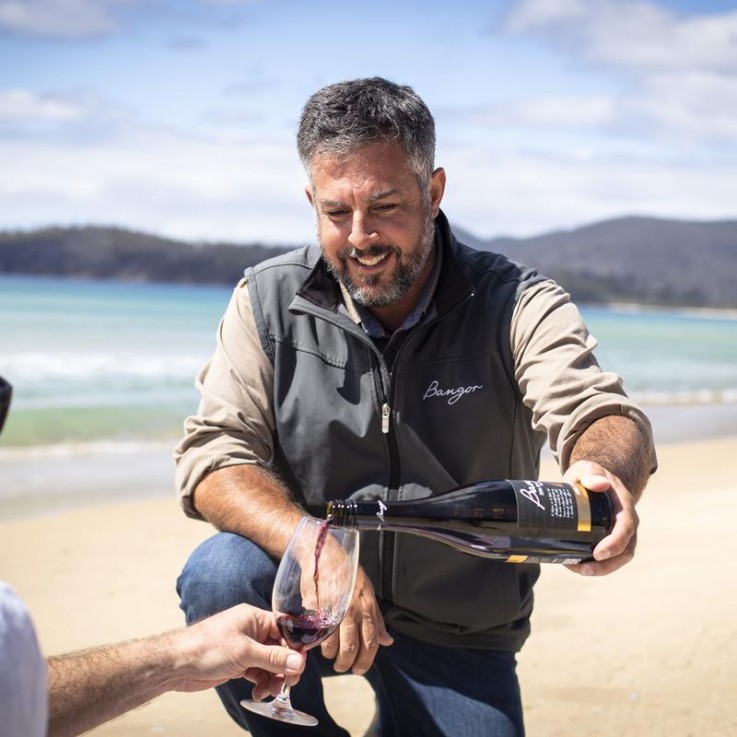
304, 185, 315, 207
429, 167, 446, 217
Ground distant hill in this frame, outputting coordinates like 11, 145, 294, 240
1, 216, 736, 308
454, 216, 737, 309
0, 226, 291, 286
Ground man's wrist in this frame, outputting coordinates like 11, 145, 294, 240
154, 627, 200, 691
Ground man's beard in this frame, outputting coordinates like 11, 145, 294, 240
323, 215, 436, 308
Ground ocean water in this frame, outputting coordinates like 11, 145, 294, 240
581, 305, 737, 405
0, 275, 231, 452
1, 274, 736, 455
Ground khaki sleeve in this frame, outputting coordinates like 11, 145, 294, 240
174, 281, 275, 519
511, 280, 656, 472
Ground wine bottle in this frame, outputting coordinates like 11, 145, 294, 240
326, 479, 613, 564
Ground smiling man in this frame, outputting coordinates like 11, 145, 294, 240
175, 77, 657, 737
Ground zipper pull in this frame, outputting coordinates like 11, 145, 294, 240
381, 402, 391, 434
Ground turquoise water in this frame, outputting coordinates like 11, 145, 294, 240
582, 305, 737, 403
1, 274, 736, 452
0, 275, 231, 448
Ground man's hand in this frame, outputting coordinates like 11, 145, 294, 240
320, 567, 393, 675
563, 460, 639, 577
47, 603, 307, 737
171, 603, 306, 700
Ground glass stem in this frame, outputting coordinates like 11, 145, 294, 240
272, 681, 293, 711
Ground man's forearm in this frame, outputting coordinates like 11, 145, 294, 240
47, 637, 177, 737
193, 463, 304, 557
568, 415, 654, 500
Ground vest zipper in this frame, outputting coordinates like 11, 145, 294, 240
381, 402, 391, 434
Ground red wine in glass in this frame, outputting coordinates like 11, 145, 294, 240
240, 516, 359, 727
276, 610, 340, 651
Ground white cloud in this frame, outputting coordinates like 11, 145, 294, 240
505, 0, 737, 73
631, 72, 737, 141
0, 0, 134, 39
500, 0, 737, 145
0, 0, 262, 39
0, 89, 91, 124
585, 7, 737, 74
440, 143, 737, 239
504, 0, 589, 30
464, 94, 615, 129
0, 118, 314, 243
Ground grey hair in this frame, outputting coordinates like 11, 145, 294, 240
297, 77, 436, 189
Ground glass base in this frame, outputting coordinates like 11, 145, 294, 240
241, 698, 319, 727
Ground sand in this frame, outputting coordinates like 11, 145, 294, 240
1, 434, 736, 736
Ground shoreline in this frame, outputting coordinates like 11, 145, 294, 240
601, 301, 737, 320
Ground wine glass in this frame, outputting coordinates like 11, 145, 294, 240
241, 516, 360, 726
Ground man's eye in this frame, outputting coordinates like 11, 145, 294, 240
325, 209, 349, 218
375, 204, 397, 213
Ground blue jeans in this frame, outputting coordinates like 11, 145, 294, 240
177, 532, 525, 737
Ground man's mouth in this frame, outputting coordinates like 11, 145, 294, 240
348, 247, 393, 268
353, 252, 387, 267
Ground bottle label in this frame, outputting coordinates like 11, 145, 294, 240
509, 480, 591, 532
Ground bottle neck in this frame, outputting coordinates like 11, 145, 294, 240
326, 500, 358, 528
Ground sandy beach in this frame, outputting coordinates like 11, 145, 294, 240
1, 428, 736, 736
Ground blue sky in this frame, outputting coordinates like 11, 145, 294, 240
2, 0, 737, 244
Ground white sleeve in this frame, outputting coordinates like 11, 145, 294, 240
0, 581, 48, 737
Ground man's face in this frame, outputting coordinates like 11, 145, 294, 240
305, 141, 445, 318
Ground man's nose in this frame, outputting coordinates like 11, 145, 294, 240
349, 212, 378, 248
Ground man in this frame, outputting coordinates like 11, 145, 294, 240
175, 77, 657, 736
0, 376, 306, 737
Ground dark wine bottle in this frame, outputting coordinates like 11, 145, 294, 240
326, 479, 613, 564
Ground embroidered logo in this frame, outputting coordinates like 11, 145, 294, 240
422, 380, 484, 405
